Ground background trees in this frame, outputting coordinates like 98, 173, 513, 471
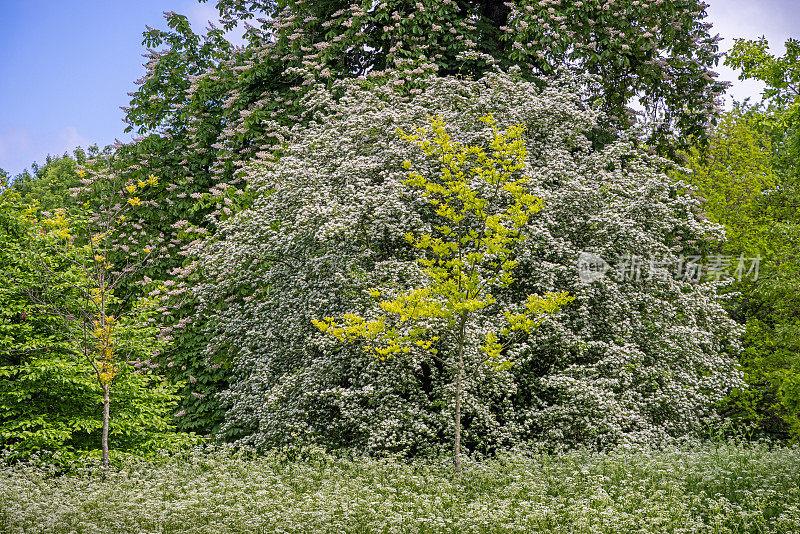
3, 1, 797, 461
206, 0, 725, 147
677, 39, 800, 439
111, 0, 732, 433
11, 151, 88, 215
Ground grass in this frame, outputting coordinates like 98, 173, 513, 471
1, 442, 800, 533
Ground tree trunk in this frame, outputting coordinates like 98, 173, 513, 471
454, 313, 468, 477
480, 0, 511, 57
102, 383, 110, 473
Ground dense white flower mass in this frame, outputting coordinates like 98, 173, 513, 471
194, 72, 743, 454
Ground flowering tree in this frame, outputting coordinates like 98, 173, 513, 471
95, 0, 729, 433
133, 0, 725, 153
314, 116, 573, 472
196, 72, 742, 454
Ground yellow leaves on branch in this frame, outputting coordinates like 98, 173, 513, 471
96, 359, 118, 385
313, 313, 439, 360
92, 316, 118, 385
399, 115, 543, 263
41, 208, 73, 241
314, 115, 573, 364
124, 174, 158, 206
313, 315, 389, 358
503, 292, 575, 335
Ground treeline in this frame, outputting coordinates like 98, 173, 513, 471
0, 1, 798, 465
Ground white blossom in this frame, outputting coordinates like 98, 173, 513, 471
195, 72, 742, 454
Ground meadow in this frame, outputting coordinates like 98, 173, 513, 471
2, 442, 800, 533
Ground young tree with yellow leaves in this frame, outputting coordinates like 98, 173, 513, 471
314, 116, 573, 474
25, 169, 170, 470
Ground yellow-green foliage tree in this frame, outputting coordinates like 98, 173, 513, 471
680, 103, 800, 438
697, 37, 800, 438
680, 108, 776, 257
26, 171, 179, 469
315, 116, 572, 473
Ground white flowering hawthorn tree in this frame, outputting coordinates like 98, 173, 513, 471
194, 71, 742, 455
116, 0, 727, 433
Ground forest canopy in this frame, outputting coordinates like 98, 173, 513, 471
0, 1, 798, 465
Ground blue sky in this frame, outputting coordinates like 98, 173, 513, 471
1, 0, 799, 176
0, 0, 231, 176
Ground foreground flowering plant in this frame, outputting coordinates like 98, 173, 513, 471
2, 443, 800, 533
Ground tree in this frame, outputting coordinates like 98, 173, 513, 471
0, 182, 81, 459
675, 37, 800, 438
314, 116, 573, 472
195, 72, 742, 455
0, 178, 183, 463
205, 0, 726, 148
726, 37, 800, 183
678, 107, 780, 435
679, 106, 775, 257
727, 38, 799, 438
22, 168, 182, 469
726, 37, 800, 109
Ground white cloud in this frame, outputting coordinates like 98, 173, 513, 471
0, 126, 89, 176
706, 0, 798, 105
184, 1, 246, 45
58, 126, 90, 150
185, 2, 219, 32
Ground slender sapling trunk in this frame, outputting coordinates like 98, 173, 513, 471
454, 312, 468, 476
102, 383, 110, 470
